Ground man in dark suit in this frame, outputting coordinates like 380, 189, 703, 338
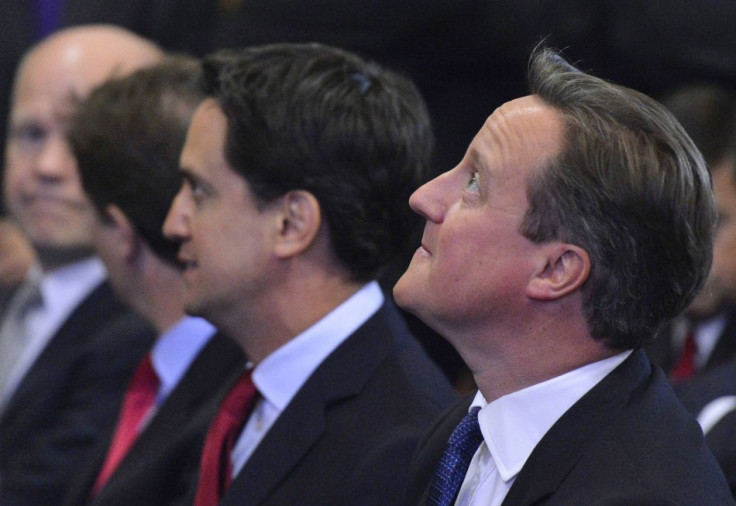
0, 26, 163, 505
646, 85, 736, 383
60, 56, 245, 506
394, 46, 731, 505
162, 43, 458, 505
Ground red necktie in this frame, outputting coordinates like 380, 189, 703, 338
194, 370, 257, 506
92, 354, 159, 494
670, 331, 698, 381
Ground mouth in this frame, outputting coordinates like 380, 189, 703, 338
176, 254, 198, 272
415, 243, 431, 257
23, 193, 85, 209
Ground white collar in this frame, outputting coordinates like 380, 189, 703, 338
253, 281, 383, 411
474, 350, 632, 481
150, 316, 216, 403
39, 257, 107, 326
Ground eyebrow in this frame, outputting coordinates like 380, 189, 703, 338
469, 149, 488, 177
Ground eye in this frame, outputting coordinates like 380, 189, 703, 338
465, 172, 480, 194
182, 173, 211, 206
10, 122, 47, 146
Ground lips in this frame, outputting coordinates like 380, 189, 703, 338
22, 193, 86, 209
176, 251, 198, 272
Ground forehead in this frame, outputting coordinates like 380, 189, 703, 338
473, 95, 563, 180
181, 99, 231, 173
13, 34, 157, 112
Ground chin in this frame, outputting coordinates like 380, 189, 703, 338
393, 274, 423, 314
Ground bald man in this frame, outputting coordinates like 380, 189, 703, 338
0, 25, 162, 505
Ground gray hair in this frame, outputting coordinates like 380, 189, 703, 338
520, 47, 716, 349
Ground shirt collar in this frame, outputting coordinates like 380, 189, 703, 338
40, 257, 107, 322
253, 281, 384, 411
150, 316, 216, 402
473, 350, 632, 482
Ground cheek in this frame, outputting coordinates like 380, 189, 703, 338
713, 229, 736, 277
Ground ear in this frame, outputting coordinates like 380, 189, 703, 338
525, 243, 590, 301
273, 190, 321, 259
103, 204, 142, 262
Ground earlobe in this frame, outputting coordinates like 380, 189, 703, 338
274, 190, 321, 258
104, 205, 141, 262
526, 244, 590, 301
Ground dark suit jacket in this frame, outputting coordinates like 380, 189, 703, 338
674, 353, 736, 416
701, 407, 736, 498
647, 307, 736, 377
213, 300, 458, 506
405, 350, 732, 505
0, 281, 155, 506
62, 333, 245, 506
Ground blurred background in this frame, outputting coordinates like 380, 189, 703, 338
2, 0, 735, 388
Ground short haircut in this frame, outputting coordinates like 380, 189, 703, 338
200, 43, 434, 282
520, 47, 717, 350
69, 55, 205, 265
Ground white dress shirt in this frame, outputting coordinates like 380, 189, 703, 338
455, 350, 632, 506
1, 257, 106, 405
149, 316, 216, 409
230, 281, 384, 477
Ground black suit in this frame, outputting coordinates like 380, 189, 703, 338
671, 355, 736, 498
214, 300, 458, 505
405, 350, 732, 505
63, 333, 245, 506
0, 281, 155, 506
647, 307, 736, 378
701, 407, 736, 498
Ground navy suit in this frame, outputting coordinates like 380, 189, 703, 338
405, 350, 732, 505
647, 307, 736, 379
0, 281, 155, 506
214, 300, 458, 506
63, 333, 245, 506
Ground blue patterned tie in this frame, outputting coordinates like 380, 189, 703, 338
427, 406, 483, 506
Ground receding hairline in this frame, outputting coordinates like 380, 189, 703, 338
14, 24, 163, 94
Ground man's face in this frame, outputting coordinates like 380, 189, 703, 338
4, 52, 97, 264
393, 95, 564, 338
163, 99, 281, 326
705, 162, 736, 309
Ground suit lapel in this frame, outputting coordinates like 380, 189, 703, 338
0, 281, 124, 427
90, 334, 244, 502
705, 309, 736, 371
223, 302, 399, 505
501, 350, 651, 505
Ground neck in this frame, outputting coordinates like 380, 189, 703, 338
132, 257, 189, 334
37, 246, 95, 273
456, 316, 618, 403
228, 275, 365, 366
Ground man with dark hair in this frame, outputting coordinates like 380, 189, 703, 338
396, 47, 731, 505
62, 56, 244, 506
647, 84, 736, 383
163, 42, 457, 505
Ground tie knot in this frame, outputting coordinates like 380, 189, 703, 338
221, 370, 257, 421
131, 354, 159, 397
194, 369, 259, 505
4, 271, 43, 322
447, 406, 483, 460
427, 406, 484, 506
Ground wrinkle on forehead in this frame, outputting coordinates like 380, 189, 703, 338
484, 95, 563, 173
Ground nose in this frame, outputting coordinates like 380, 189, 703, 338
163, 186, 191, 242
34, 134, 76, 182
408, 171, 451, 224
